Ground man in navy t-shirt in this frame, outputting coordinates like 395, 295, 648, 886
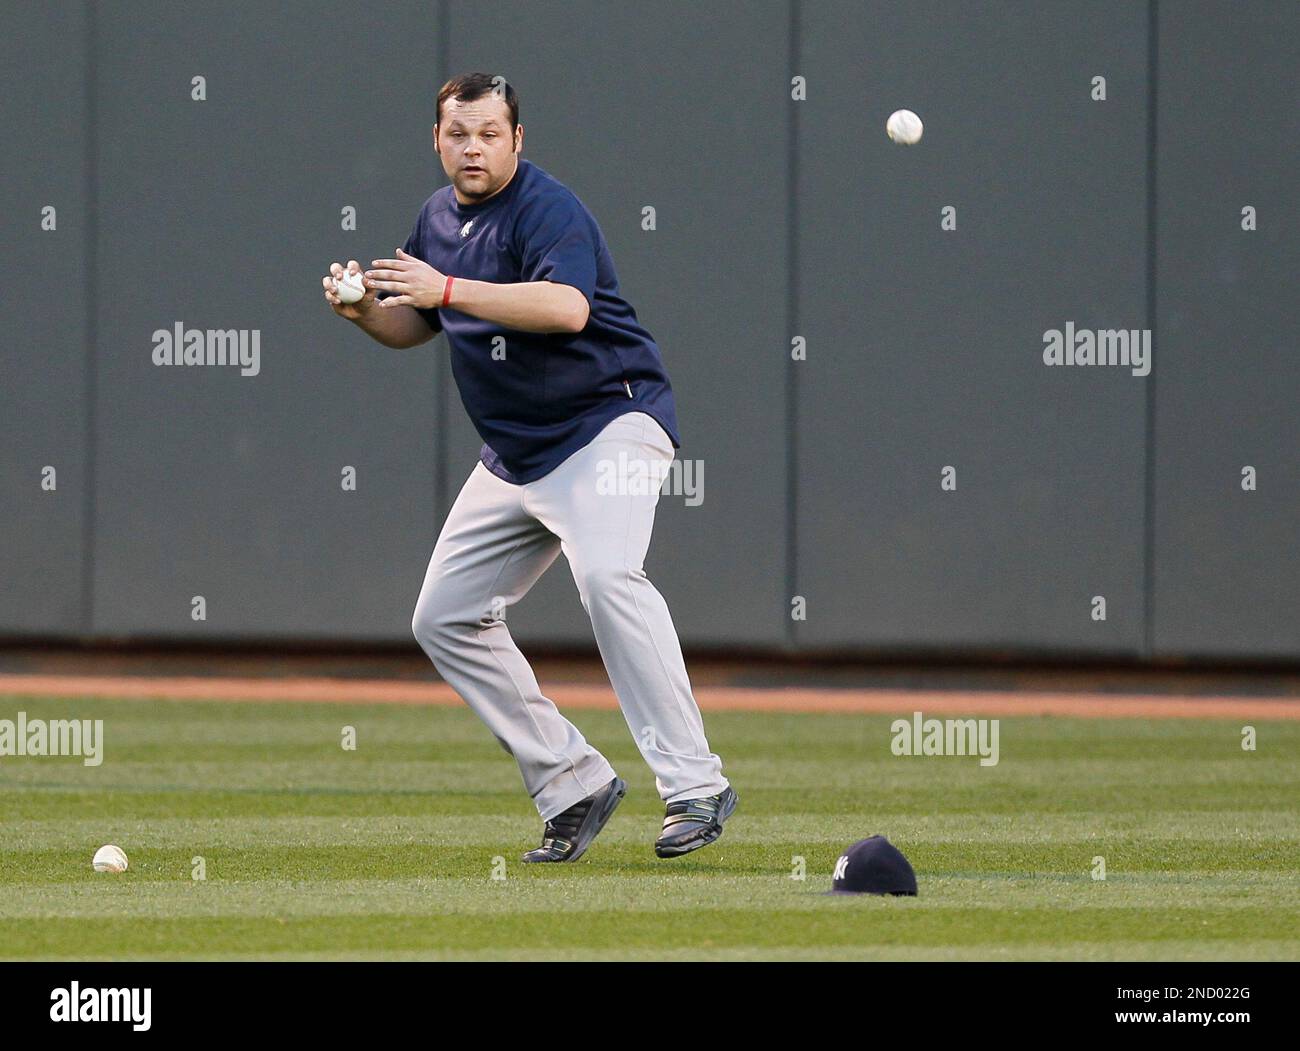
323, 73, 734, 863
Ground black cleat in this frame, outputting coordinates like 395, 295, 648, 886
521, 777, 626, 863
654, 785, 738, 858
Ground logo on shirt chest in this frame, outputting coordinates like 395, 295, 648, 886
459, 219, 476, 239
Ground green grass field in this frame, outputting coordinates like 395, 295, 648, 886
1, 694, 1297, 960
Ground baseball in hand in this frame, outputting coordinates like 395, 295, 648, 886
886, 109, 924, 145
92, 844, 129, 873
334, 269, 366, 305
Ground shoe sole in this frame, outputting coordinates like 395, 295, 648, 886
654, 788, 738, 859
525, 776, 626, 864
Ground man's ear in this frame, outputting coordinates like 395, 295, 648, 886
514, 123, 524, 155
432, 124, 440, 154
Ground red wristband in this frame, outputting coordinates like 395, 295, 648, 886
442, 276, 455, 308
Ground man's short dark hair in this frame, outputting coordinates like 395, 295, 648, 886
436, 73, 519, 131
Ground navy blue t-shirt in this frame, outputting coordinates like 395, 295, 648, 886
387, 158, 680, 484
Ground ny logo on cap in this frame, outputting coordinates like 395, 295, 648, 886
833, 855, 849, 881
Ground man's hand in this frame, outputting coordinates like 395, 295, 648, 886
366, 248, 447, 310
321, 260, 376, 320
321, 256, 436, 349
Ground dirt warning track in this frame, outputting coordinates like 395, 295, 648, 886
1, 673, 1297, 720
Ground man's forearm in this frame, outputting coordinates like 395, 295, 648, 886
447, 279, 589, 334
351, 303, 435, 349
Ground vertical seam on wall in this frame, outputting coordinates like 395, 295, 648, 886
1143, 0, 1159, 658
80, 0, 98, 637
434, 0, 451, 528
785, 0, 800, 650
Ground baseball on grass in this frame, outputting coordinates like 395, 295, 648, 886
886, 109, 924, 145
92, 844, 128, 873
334, 269, 365, 305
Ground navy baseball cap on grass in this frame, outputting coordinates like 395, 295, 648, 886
827, 835, 918, 895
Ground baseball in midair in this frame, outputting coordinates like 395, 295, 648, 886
334, 269, 365, 305
886, 109, 924, 145
92, 844, 129, 873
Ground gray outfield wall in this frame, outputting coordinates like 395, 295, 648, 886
1, 1, 1295, 660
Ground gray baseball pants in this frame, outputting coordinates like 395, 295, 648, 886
411, 410, 729, 821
